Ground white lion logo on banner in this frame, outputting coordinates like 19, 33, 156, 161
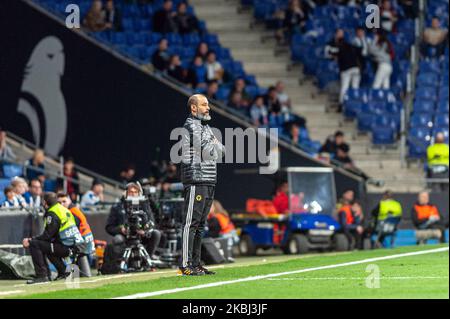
17, 36, 67, 157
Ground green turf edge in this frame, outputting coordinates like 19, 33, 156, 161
13, 244, 450, 299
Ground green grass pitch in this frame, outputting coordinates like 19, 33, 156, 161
2, 244, 448, 299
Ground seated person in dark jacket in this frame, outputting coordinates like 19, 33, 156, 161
174, 1, 199, 34
105, 182, 162, 260
337, 199, 365, 250
167, 54, 185, 83
411, 191, 447, 243
103, 0, 123, 31
153, 0, 178, 34
152, 38, 170, 71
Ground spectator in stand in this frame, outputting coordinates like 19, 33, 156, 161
11, 177, 28, 208
320, 131, 350, 158
229, 78, 252, 107
119, 164, 136, 186
167, 54, 185, 83
369, 32, 394, 89
325, 29, 361, 108
228, 92, 247, 114
56, 157, 80, 202
83, 0, 107, 32
205, 80, 219, 100
205, 51, 224, 83
264, 86, 282, 115
275, 0, 307, 44
283, 0, 307, 38
288, 122, 301, 146
422, 17, 448, 57
380, 0, 397, 33
24, 149, 46, 184
80, 180, 104, 207
275, 81, 291, 114
250, 95, 269, 126
2, 186, 18, 208
0, 127, 17, 163
153, 0, 177, 34
195, 42, 209, 61
152, 38, 170, 72
398, 0, 418, 19
174, 1, 199, 34
411, 191, 447, 243
102, 0, 123, 31
272, 181, 289, 214
23, 179, 43, 209
187, 55, 207, 88
352, 26, 370, 73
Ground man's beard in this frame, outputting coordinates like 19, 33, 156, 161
195, 113, 211, 121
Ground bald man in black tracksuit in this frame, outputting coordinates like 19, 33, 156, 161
178, 94, 225, 276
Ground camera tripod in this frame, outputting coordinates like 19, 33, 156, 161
120, 237, 154, 272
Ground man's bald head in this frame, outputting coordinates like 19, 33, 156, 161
188, 94, 211, 121
435, 132, 445, 144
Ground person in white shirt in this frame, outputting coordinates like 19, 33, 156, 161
10, 177, 28, 208
80, 180, 104, 207
205, 51, 224, 83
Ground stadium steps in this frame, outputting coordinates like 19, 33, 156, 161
191, 0, 427, 193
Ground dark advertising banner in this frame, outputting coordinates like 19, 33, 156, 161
0, 0, 363, 208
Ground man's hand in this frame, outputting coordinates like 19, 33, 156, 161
137, 230, 146, 237
22, 238, 31, 248
356, 226, 364, 235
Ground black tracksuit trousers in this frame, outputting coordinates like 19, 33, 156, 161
29, 239, 71, 278
181, 184, 215, 268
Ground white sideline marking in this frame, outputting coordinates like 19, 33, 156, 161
267, 276, 448, 281
113, 247, 449, 299
0, 290, 25, 296
12, 266, 226, 288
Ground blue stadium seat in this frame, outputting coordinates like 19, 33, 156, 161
344, 88, 367, 102
435, 114, 449, 128
415, 87, 438, 101
0, 178, 11, 191
410, 114, 434, 128
2, 164, 23, 178
409, 127, 432, 142
372, 127, 395, 145
122, 18, 134, 31
216, 87, 230, 101
416, 72, 440, 87
408, 141, 428, 159
44, 179, 57, 192
413, 99, 436, 113
110, 32, 127, 44
343, 100, 363, 119
368, 89, 396, 102
437, 100, 449, 113
386, 101, 402, 114
357, 113, 375, 132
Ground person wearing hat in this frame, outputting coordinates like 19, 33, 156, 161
105, 182, 162, 265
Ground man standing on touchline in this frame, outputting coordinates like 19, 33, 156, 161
179, 94, 225, 276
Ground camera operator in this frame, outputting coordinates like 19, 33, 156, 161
105, 182, 162, 261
